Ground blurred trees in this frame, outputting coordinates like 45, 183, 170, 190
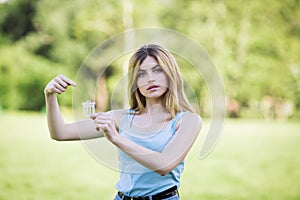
0, 0, 299, 118
159, 0, 300, 118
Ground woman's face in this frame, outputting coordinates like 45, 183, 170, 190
136, 56, 168, 101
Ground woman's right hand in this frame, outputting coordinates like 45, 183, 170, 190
44, 74, 76, 95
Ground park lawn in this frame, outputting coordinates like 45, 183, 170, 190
0, 112, 300, 200
181, 119, 300, 199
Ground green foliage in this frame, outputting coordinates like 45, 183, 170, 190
0, 0, 37, 40
0, 0, 299, 118
0, 45, 70, 110
71, 0, 124, 47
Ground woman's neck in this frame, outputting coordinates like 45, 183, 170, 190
144, 97, 164, 112
144, 103, 165, 114
133, 104, 171, 131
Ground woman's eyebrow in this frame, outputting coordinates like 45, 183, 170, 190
152, 65, 161, 69
138, 64, 160, 71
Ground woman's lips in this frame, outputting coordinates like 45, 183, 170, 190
147, 85, 160, 90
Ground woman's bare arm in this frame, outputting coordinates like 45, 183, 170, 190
95, 111, 202, 175
44, 74, 104, 141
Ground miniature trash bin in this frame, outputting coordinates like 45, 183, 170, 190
81, 100, 95, 118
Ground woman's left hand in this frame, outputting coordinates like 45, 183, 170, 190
90, 112, 118, 142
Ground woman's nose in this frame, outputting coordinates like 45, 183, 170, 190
148, 73, 155, 83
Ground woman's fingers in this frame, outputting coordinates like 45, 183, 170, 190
53, 81, 67, 92
57, 74, 76, 87
90, 114, 97, 120
92, 112, 115, 130
51, 87, 63, 94
92, 112, 118, 142
45, 74, 76, 95
54, 76, 68, 88
46, 81, 65, 94
93, 112, 113, 120
94, 118, 114, 127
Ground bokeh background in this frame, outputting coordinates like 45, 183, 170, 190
0, 0, 299, 199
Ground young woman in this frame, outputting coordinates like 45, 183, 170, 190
44, 44, 202, 200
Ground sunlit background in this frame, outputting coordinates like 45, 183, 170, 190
0, 0, 299, 199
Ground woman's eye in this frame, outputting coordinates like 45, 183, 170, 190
153, 67, 163, 73
137, 72, 146, 77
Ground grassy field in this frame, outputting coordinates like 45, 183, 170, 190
0, 112, 300, 200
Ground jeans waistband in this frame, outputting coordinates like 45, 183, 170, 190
117, 186, 178, 200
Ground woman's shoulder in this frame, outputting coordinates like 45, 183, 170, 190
182, 111, 201, 120
176, 110, 201, 120
175, 111, 202, 130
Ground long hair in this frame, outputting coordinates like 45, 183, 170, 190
127, 44, 194, 117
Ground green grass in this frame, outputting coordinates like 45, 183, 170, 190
0, 113, 300, 199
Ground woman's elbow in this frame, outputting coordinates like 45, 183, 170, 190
50, 134, 63, 141
49, 131, 67, 141
156, 167, 174, 176
48, 126, 72, 141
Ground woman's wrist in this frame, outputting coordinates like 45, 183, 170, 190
44, 88, 53, 95
110, 132, 122, 146
44, 89, 57, 98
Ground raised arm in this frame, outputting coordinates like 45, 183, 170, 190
44, 74, 103, 141
94, 111, 202, 175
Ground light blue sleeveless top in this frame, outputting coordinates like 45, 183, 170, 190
115, 110, 185, 196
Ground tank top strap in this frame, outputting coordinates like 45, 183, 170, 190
119, 109, 135, 131
127, 109, 135, 120
170, 111, 184, 134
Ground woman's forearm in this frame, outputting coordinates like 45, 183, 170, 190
112, 135, 176, 175
111, 113, 202, 176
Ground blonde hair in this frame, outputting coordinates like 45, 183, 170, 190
128, 44, 194, 117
